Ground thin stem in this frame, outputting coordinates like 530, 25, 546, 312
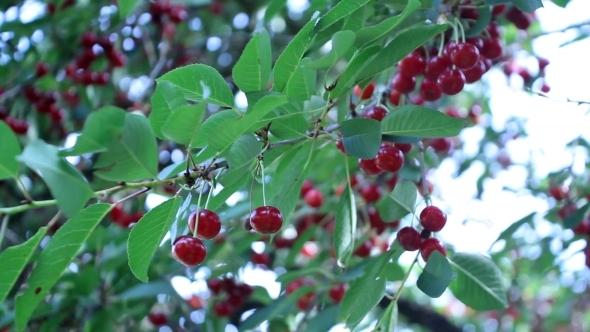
437, 32, 445, 57
454, 17, 466, 43
114, 187, 151, 206
204, 171, 221, 210
193, 181, 205, 237
392, 252, 420, 303
14, 176, 33, 202
418, 141, 432, 205
260, 160, 267, 206
46, 210, 63, 229
0, 214, 9, 249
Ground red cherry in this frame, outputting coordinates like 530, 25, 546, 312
541, 84, 550, 93
48, 107, 64, 123
304, 188, 323, 208
98, 36, 114, 51
419, 205, 447, 232
35, 62, 49, 77
297, 292, 315, 310
437, 69, 465, 95
249, 206, 283, 234
389, 90, 401, 106
169, 6, 187, 22
375, 143, 404, 172
492, 4, 506, 16
227, 295, 244, 307
397, 227, 422, 251
363, 105, 388, 121
148, 312, 168, 326
482, 38, 503, 60
460, 7, 479, 20
461, 60, 486, 83
359, 183, 382, 203
451, 43, 480, 69
442, 41, 458, 61
7, 118, 29, 135
328, 284, 347, 303
354, 239, 373, 258
419, 79, 442, 101
465, 37, 484, 52
335, 138, 348, 155
424, 56, 451, 81
300, 180, 314, 197
557, 204, 577, 220
358, 158, 382, 175
94, 72, 110, 85
395, 143, 412, 154
420, 238, 446, 261
207, 278, 223, 294
0, 105, 8, 120
538, 57, 549, 72
486, 22, 501, 38
391, 73, 416, 94
24, 86, 41, 102
80, 31, 97, 48
398, 52, 426, 77
354, 82, 375, 100
188, 209, 222, 240
367, 206, 387, 234
172, 235, 207, 267
107, 50, 127, 67
76, 49, 97, 69
251, 251, 270, 266
573, 219, 590, 236
549, 186, 568, 201
505, 7, 532, 30
349, 174, 360, 188
213, 302, 234, 317
517, 68, 533, 84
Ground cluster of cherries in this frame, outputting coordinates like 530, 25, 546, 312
397, 205, 448, 261
149, 0, 188, 24
207, 277, 254, 317
171, 208, 222, 267
285, 278, 348, 310
109, 204, 145, 229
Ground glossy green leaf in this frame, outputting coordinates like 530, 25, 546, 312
15, 204, 111, 331
115, 281, 176, 301
341, 5, 367, 31
330, 45, 381, 98
305, 306, 339, 332
375, 301, 398, 332
551, 0, 570, 7
60, 106, 126, 156
381, 105, 465, 137
227, 134, 262, 171
192, 110, 241, 148
0, 227, 46, 303
233, 29, 272, 93
316, 0, 372, 31
149, 81, 187, 139
269, 114, 308, 139
340, 118, 382, 159
354, 0, 420, 47
284, 58, 316, 101
161, 104, 206, 145
306, 30, 356, 70
491, 212, 535, 248
273, 16, 318, 93
0, 121, 21, 180
417, 251, 457, 298
264, 0, 287, 23
376, 181, 417, 222
335, 185, 357, 266
118, 0, 140, 18
128, 197, 182, 282
563, 202, 590, 229
358, 24, 449, 82
449, 252, 508, 310
95, 113, 158, 181
157, 64, 234, 108
209, 94, 288, 153
18, 140, 94, 218
464, 6, 492, 37
512, 0, 543, 12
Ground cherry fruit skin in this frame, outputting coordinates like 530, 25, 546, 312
335, 139, 347, 155
420, 238, 446, 261
148, 312, 168, 326
375, 143, 404, 173
391, 73, 416, 94
359, 183, 382, 203
395, 143, 412, 154
363, 106, 388, 121
549, 186, 568, 201
328, 284, 347, 303
249, 206, 283, 234
437, 69, 466, 95
207, 278, 223, 294
300, 180, 314, 197
451, 43, 480, 69
188, 209, 222, 240
354, 239, 373, 258
398, 52, 426, 77
358, 158, 382, 175
354, 82, 375, 100
419, 206, 447, 232
35, 62, 50, 77
397, 226, 422, 251
430, 137, 452, 153
389, 90, 401, 106
424, 56, 451, 81
304, 188, 324, 208
172, 235, 207, 267
419, 79, 442, 101
461, 60, 486, 83
482, 38, 503, 60
213, 302, 233, 317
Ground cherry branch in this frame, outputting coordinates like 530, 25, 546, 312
267, 123, 341, 150
531, 20, 590, 38
524, 87, 590, 106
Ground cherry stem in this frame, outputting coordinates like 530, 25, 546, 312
454, 17, 466, 43
193, 181, 205, 237
417, 141, 432, 205
392, 251, 420, 303
437, 32, 445, 57
14, 176, 33, 202
260, 160, 267, 206
0, 214, 9, 249
114, 187, 152, 206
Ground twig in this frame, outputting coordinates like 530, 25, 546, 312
417, 141, 432, 205
531, 20, 590, 38
392, 252, 420, 303
113, 187, 152, 206
15, 176, 33, 202
267, 123, 341, 150
0, 214, 9, 249
46, 211, 63, 229
523, 87, 590, 106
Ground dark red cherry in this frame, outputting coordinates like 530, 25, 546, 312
424, 56, 451, 81
354, 82, 375, 100
304, 188, 323, 208
398, 52, 426, 77
419, 205, 447, 232
300, 180, 314, 197
397, 226, 422, 251
207, 278, 223, 294
465, 37, 484, 52
437, 69, 465, 95
359, 183, 382, 203
419, 79, 442, 101
395, 143, 412, 154
389, 90, 401, 106
461, 60, 486, 83
391, 73, 416, 94
354, 240, 373, 257
363, 106, 388, 121
430, 138, 452, 153
482, 38, 503, 60
451, 43, 480, 69
35, 62, 49, 77
249, 206, 283, 234
188, 209, 222, 240
358, 158, 382, 175
328, 284, 347, 303
148, 312, 168, 326
213, 302, 234, 317
420, 238, 446, 261
375, 143, 404, 172
172, 235, 207, 267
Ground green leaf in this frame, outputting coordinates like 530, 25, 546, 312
149, 81, 187, 139
551, 0, 570, 7
60, 106, 126, 156
286, 224, 319, 268
563, 203, 590, 229
464, 6, 491, 37
284, 58, 316, 102
335, 185, 357, 267
118, 0, 140, 18
115, 281, 176, 301
269, 115, 308, 139
417, 251, 457, 298
273, 16, 318, 93
15, 204, 111, 331
161, 104, 206, 145
376, 181, 417, 222
233, 29, 272, 93
209, 94, 289, 153
358, 24, 449, 82
340, 118, 382, 159
330, 45, 381, 98
354, 0, 420, 47
341, 5, 367, 31
0, 121, 21, 180
192, 110, 241, 148
449, 252, 509, 310
305, 306, 339, 332
381, 105, 465, 137
264, 0, 287, 23
316, 0, 372, 31
306, 30, 356, 70
227, 134, 262, 171
490, 212, 535, 248
375, 301, 398, 332
18, 140, 94, 218
128, 197, 182, 282
157, 64, 235, 108
512, 0, 543, 12
95, 113, 158, 181
0, 227, 46, 303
